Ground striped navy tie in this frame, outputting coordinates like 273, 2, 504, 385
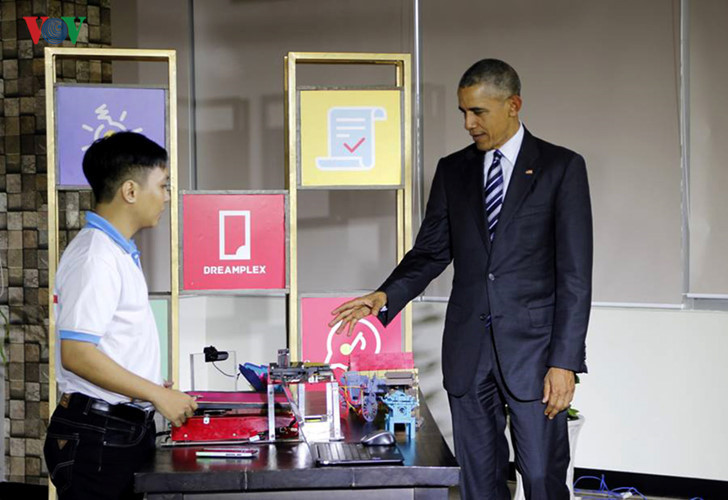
485, 150, 504, 241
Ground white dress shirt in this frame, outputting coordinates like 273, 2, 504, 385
484, 122, 524, 194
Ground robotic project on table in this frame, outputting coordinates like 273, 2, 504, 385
167, 347, 421, 445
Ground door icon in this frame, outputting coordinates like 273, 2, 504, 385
219, 210, 251, 260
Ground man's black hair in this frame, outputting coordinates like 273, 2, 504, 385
459, 59, 521, 97
82, 132, 168, 203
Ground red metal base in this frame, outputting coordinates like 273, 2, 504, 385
171, 391, 297, 442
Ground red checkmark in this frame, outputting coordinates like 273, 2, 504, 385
344, 137, 365, 153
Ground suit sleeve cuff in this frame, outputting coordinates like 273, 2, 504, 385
547, 358, 588, 374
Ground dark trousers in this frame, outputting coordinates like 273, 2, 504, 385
448, 330, 570, 500
43, 394, 156, 500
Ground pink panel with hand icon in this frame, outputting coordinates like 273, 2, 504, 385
301, 296, 402, 379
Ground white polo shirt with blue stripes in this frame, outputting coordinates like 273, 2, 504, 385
54, 211, 162, 404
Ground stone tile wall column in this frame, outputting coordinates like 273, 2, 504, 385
1, 0, 111, 484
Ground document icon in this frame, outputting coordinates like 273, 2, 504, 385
219, 210, 251, 260
316, 107, 386, 170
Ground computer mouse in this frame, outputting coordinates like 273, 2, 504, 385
360, 429, 396, 447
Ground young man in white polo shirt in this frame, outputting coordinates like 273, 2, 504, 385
44, 132, 198, 500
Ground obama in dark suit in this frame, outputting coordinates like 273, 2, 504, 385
331, 59, 592, 499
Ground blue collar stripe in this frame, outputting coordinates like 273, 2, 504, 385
85, 212, 141, 268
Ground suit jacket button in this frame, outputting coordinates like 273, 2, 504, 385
488, 273, 495, 281
479, 314, 487, 321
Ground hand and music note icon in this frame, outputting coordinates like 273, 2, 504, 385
326, 319, 381, 371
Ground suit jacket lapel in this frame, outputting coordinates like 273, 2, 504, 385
492, 129, 540, 241
463, 146, 491, 254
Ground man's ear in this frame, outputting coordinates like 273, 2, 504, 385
508, 95, 523, 116
119, 179, 138, 204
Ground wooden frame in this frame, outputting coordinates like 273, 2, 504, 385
284, 52, 413, 359
44, 48, 179, 423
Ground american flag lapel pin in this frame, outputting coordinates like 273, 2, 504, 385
525, 169, 534, 175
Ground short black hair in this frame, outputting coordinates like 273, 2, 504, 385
82, 132, 168, 203
459, 59, 521, 97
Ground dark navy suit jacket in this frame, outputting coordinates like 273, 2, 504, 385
378, 128, 593, 399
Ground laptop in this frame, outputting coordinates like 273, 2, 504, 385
313, 442, 404, 466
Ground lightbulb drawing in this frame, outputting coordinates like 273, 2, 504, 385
80, 104, 144, 151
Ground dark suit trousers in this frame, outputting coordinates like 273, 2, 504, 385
448, 329, 570, 500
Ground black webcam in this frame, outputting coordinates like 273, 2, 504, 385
203, 345, 229, 363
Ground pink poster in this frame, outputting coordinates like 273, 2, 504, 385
182, 193, 286, 290
301, 296, 402, 377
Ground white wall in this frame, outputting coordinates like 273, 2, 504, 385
419, 0, 683, 305
414, 303, 728, 482
178, 296, 207, 391
574, 307, 728, 480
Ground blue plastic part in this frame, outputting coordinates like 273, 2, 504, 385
239, 362, 268, 392
382, 390, 418, 439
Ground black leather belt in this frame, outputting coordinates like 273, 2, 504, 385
60, 392, 155, 424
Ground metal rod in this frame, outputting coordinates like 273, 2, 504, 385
169, 52, 181, 389
413, 0, 425, 230
285, 54, 299, 360
686, 293, 728, 300
679, 0, 691, 297
267, 383, 276, 441
187, 0, 199, 190
414, 295, 684, 310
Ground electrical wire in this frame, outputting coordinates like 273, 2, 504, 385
574, 474, 610, 493
339, 385, 362, 416
340, 383, 370, 419
211, 361, 239, 379
574, 474, 703, 500
610, 486, 646, 499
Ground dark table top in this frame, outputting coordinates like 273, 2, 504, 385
135, 391, 460, 494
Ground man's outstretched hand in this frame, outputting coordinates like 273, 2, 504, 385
329, 291, 388, 336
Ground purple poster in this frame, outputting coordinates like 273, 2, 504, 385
56, 86, 166, 187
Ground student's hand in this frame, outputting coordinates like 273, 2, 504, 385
542, 367, 575, 420
329, 291, 387, 336
151, 388, 198, 427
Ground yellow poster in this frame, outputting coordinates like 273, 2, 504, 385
299, 89, 403, 187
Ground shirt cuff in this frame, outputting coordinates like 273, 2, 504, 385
59, 330, 102, 345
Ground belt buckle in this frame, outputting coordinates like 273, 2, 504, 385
91, 400, 111, 413
142, 406, 155, 422
120, 402, 155, 421
59, 393, 71, 408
